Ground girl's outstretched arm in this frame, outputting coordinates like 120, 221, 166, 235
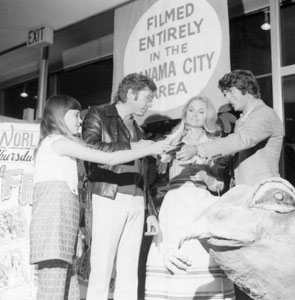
52, 137, 172, 165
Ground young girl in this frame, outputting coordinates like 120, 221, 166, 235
145, 96, 235, 300
29, 95, 170, 300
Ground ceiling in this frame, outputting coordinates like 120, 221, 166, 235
0, 0, 269, 89
0, 0, 132, 54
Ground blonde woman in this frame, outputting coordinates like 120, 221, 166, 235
145, 96, 235, 300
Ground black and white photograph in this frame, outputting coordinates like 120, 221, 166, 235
0, 1, 294, 300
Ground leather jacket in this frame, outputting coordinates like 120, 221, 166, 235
82, 103, 157, 216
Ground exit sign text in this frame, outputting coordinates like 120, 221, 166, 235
27, 25, 53, 48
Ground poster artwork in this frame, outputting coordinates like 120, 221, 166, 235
114, 0, 230, 123
0, 122, 39, 300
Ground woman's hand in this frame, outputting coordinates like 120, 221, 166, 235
190, 170, 209, 182
176, 144, 197, 161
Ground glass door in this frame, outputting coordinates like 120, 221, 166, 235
282, 73, 295, 186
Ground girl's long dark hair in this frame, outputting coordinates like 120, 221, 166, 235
35, 94, 81, 154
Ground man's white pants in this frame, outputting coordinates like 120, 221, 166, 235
86, 193, 145, 300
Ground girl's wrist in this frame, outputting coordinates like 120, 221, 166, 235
78, 231, 86, 240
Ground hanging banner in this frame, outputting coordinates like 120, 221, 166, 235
113, 0, 230, 124
0, 122, 39, 300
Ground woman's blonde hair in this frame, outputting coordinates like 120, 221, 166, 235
167, 96, 220, 144
36, 94, 82, 152
182, 96, 219, 133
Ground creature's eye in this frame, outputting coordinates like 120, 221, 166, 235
252, 182, 295, 214
274, 192, 284, 201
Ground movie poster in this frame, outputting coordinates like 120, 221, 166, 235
0, 122, 39, 300
113, 0, 230, 124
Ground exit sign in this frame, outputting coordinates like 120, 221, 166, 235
27, 25, 53, 48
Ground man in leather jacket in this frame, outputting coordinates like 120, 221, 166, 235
82, 73, 159, 300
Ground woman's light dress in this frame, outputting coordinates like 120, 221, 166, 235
145, 133, 235, 300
